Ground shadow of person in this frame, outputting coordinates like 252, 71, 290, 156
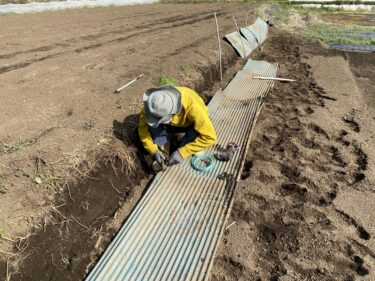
113, 114, 152, 173
113, 114, 139, 144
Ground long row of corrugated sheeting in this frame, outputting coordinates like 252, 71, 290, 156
86, 18, 277, 281
225, 17, 269, 58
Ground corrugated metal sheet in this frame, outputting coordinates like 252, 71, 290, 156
243, 58, 278, 76
255, 17, 269, 45
224, 31, 252, 58
239, 27, 259, 50
226, 18, 269, 57
240, 18, 268, 47
85, 59, 278, 281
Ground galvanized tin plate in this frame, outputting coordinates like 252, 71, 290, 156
243, 58, 278, 77
242, 18, 268, 46
227, 18, 269, 57
255, 17, 269, 43
240, 27, 259, 50
224, 31, 253, 58
85, 59, 278, 281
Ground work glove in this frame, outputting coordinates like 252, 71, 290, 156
168, 150, 183, 166
153, 150, 166, 166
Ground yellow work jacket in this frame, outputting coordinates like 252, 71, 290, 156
138, 86, 217, 158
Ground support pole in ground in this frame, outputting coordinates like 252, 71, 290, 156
232, 16, 246, 58
214, 12, 223, 82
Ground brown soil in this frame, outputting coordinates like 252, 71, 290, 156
0, 3, 250, 279
211, 31, 375, 281
0, 3, 374, 281
13, 160, 146, 281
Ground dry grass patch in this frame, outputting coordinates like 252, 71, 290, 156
61, 138, 137, 187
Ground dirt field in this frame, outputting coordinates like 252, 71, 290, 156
0, 2, 253, 279
212, 31, 375, 281
0, 3, 374, 281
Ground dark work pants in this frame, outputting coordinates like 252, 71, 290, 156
149, 125, 198, 149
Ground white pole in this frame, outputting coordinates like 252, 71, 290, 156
115, 74, 144, 93
253, 76, 296, 82
214, 12, 223, 82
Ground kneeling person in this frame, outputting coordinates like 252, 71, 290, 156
138, 85, 217, 167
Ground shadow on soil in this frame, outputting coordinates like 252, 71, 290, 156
11, 161, 146, 281
6, 36, 244, 281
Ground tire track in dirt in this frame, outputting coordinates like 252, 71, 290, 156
0, 7, 232, 61
0, 12, 227, 75
73, 13, 226, 53
0, 11, 186, 59
0, 44, 68, 60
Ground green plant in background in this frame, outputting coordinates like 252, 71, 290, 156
264, 2, 375, 46
180, 64, 191, 72
281, 3, 344, 13
301, 24, 375, 45
0, 229, 4, 239
156, 75, 178, 87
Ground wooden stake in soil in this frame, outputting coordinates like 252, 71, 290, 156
214, 12, 223, 82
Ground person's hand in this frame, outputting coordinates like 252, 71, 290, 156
153, 150, 166, 166
168, 150, 183, 166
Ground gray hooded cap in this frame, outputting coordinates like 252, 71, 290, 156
143, 85, 182, 128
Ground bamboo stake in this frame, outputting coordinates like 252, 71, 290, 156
214, 12, 223, 82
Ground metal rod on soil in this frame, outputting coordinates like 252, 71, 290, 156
214, 12, 223, 82
115, 73, 144, 93
253, 76, 296, 82
232, 16, 246, 58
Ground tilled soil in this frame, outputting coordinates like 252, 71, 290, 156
211, 31, 375, 281
0, 3, 250, 279
0, 4, 374, 281
0, 1, 251, 269
12, 160, 147, 281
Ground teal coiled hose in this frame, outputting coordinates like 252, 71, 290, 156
191, 155, 215, 172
